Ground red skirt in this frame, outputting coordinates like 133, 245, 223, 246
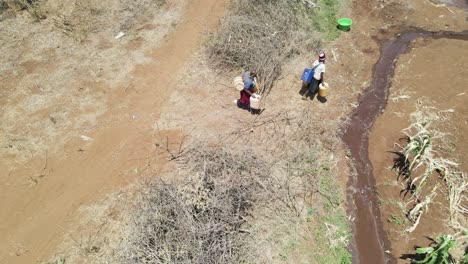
239, 90, 250, 105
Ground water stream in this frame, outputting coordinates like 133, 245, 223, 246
431, 0, 468, 8
342, 30, 468, 264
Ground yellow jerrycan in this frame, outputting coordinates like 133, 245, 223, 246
253, 77, 259, 93
319, 82, 329, 97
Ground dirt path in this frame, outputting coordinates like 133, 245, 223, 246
0, 1, 225, 263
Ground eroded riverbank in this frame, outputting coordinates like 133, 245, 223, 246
343, 30, 468, 264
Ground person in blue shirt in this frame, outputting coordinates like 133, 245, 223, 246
236, 70, 257, 110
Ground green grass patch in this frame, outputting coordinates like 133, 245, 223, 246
377, 196, 385, 206
314, 209, 352, 263
319, 171, 345, 208
313, 173, 352, 263
311, 0, 342, 40
48, 258, 65, 264
388, 214, 404, 225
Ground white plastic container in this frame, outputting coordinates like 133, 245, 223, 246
233, 76, 244, 91
250, 94, 261, 109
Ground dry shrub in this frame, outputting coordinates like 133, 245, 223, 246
116, 134, 330, 263
227, 108, 341, 158
208, 0, 322, 96
0, 0, 45, 20
55, 111, 344, 263
1, 0, 39, 10
118, 147, 270, 263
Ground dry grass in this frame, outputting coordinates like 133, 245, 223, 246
0, 0, 183, 164
50, 0, 166, 42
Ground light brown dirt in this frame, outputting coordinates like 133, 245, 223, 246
43, 0, 389, 259
0, 1, 225, 263
1, 0, 466, 263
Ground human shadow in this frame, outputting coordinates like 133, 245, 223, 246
251, 108, 264, 115
236, 101, 264, 115
298, 82, 319, 101
298, 81, 327, 103
298, 81, 308, 96
317, 95, 327, 103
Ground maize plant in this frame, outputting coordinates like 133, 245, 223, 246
397, 120, 436, 197
396, 110, 451, 197
460, 252, 468, 264
395, 107, 468, 233
402, 121, 432, 173
396, 108, 467, 233
405, 186, 437, 233
412, 235, 456, 264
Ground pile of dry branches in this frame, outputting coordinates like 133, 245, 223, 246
55, 109, 344, 263
118, 147, 270, 263
208, 0, 322, 96
116, 122, 333, 263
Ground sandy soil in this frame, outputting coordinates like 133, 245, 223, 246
369, 37, 468, 262
136, 2, 468, 263
0, 1, 225, 263
1, 0, 466, 263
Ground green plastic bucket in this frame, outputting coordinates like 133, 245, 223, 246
337, 18, 353, 31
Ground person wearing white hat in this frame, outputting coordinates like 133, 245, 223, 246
302, 52, 326, 100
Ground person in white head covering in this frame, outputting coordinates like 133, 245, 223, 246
302, 51, 326, 100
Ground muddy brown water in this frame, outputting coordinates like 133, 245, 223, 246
342, 30, 468, 264
432, 0, 468, 8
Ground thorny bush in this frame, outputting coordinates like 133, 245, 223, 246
119, 147, 270, 263
117, 115, 334, 263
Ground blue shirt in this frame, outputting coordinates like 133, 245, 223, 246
242, 71, 250, 81
242, 71, 255, 91
244, 78, 255, 91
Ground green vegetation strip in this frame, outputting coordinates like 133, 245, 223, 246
313, 169, 352, 264
313, 0, 343, 40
